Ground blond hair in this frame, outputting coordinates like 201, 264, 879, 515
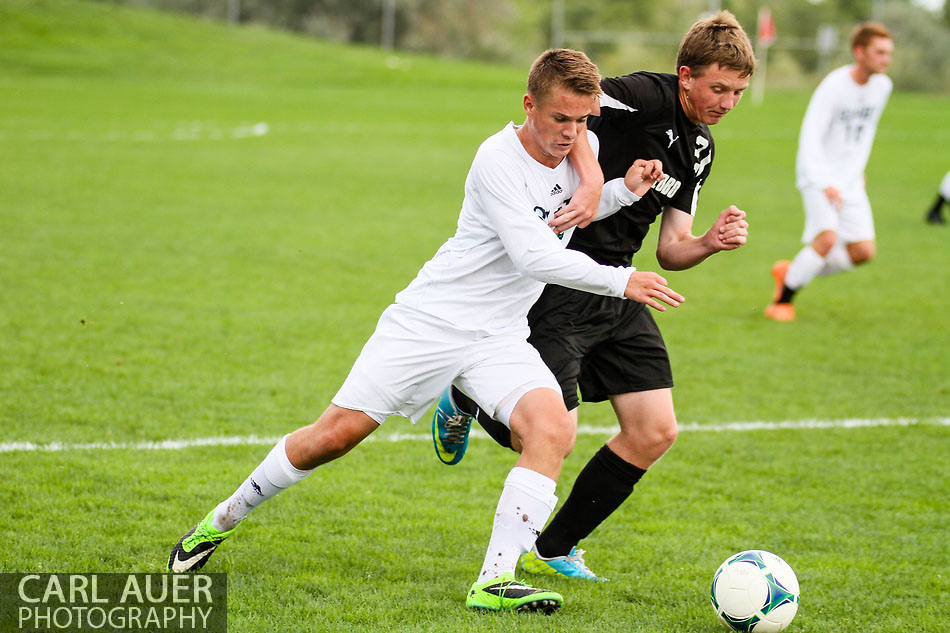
676, 11, 756, 77
850, 21, 892, 50
527, 48, 602, 105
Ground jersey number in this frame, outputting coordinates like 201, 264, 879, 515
693, 136, 712, 176
845, 123, 865, 143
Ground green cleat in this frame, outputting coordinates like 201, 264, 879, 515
466, 572, 563, 613
168, 510, 236, 573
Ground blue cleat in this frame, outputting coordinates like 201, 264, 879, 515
431, 387, 474, 465
519, 546, 606, 582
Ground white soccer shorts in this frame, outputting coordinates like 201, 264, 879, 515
800, 185, 875, 244
332, 303, 561, 425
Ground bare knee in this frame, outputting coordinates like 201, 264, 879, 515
527, 411, 575, 459
610, 414, 678, 468
811, 231, 837, 257
847, 240, 875, 265
636, 417, 678, 462
310, 425, 359, 461
511, 402, 575, 458
653, 417, 679, 453
608, 390, 677, 468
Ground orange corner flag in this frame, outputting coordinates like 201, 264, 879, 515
757, 7, 776, 47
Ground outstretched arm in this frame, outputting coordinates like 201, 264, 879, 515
655, 205, 748, 271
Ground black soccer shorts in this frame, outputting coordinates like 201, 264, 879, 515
526, 283, 674, 411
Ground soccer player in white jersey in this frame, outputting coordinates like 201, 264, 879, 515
167, 49, 682, 613
924, 170, 950, 225
766, 22, 894, 321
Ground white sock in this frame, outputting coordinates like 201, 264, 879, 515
784, 246, 826, 291
818, 241, 854, 276
211, 435, 313, 531
478, 467, 557, 582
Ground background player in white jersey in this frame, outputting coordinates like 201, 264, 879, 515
167, 48, 682, 613
431, 12, 753, 581
924, 170, 950, 225
765, 22, 894, 322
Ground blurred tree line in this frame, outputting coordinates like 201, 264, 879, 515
97, 0, 949, 91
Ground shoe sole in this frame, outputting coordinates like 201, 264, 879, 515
517, 598, 561, 614
467, 598, 561, 614
764, 306, 795, 322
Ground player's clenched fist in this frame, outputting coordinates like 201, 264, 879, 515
623, 271, 684, 312
710, 205, 749, 250
624, 159, 665, 197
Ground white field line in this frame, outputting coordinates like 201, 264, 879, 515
1, 417, 947, 454
0, 120, 505, 143
0, 122, 270, 143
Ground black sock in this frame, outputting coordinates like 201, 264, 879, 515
534, 444, 646, 558
926, 195, 946, 221
451, 386, 515, 450
778, 284, 797, 304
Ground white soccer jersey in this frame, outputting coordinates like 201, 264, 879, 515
795, 65, 892, 194
395, 122, 634, 336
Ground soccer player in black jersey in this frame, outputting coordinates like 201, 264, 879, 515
431, 12, 755, 580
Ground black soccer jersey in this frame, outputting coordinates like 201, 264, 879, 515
570, 72, 715, 267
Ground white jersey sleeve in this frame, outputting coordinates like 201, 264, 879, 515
796, 73, 840, 191
596, 178, 642, 221
470, 142, 632, 294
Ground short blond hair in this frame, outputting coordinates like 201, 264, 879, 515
676, 11, 756, 78
527, 48, 602, 106
850, 21, 892, 50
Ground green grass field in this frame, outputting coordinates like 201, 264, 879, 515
1, 1, 948, 631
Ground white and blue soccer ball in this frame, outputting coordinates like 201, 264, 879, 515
710, 550, 800, 633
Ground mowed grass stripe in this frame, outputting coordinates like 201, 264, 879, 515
3, 416, 947, 453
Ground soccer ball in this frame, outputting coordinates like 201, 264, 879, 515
710, 550, 800, 632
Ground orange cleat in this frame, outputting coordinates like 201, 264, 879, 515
770, 260, 791, 302
764, 302, 795, 322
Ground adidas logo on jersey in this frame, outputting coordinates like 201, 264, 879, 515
550, 184, 563, 196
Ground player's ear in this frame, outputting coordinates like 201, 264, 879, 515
677, 66, 693, 91
523, 93, 534, 116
